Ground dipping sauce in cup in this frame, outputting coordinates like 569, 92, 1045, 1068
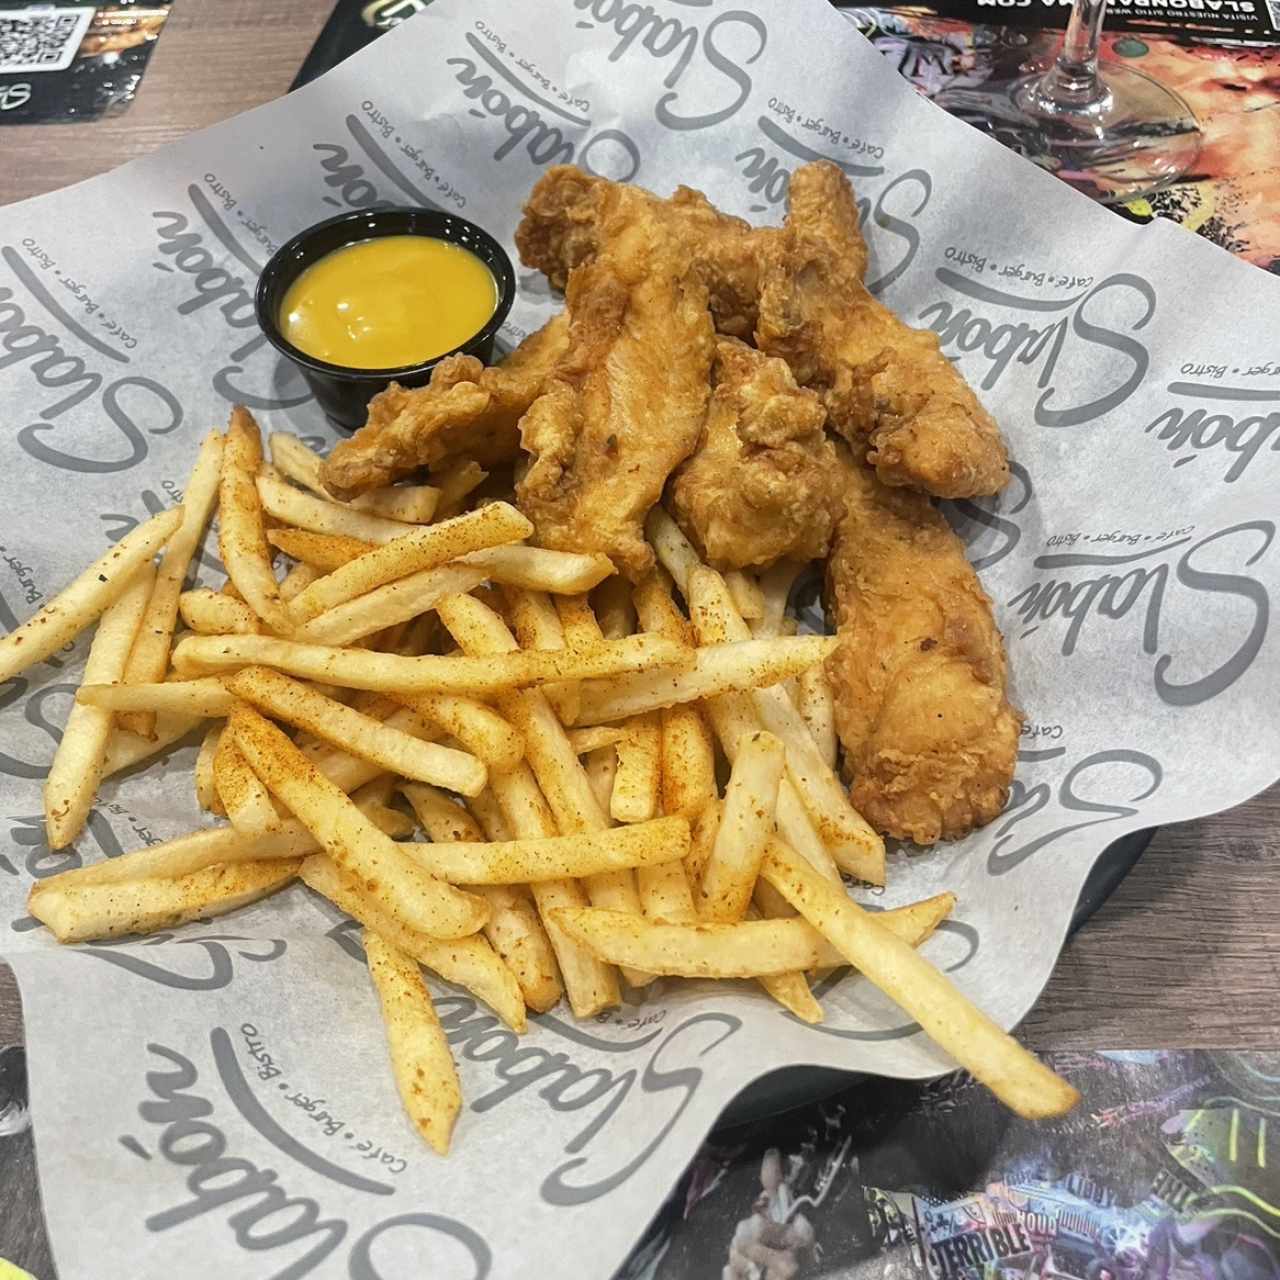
256, 208, 515, 430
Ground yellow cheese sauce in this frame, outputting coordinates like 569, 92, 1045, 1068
279, 235, 497, 370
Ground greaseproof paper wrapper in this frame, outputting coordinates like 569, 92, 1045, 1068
2, 1, 1278, 1275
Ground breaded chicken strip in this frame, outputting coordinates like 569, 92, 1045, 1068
319, 314, 569, 500
668, 337, 842, 569
757, 163, 1009, 499
825, 446, 1020, 844
516, 188, 715, 580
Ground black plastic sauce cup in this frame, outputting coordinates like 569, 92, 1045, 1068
255, 207, 516, 431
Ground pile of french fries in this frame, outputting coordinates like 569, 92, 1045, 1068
5, 408, 1078, 1154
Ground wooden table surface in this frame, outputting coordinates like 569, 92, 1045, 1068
1, 1, 1278, 1274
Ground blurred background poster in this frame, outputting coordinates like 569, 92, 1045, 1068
617, 1051, 1280, 1280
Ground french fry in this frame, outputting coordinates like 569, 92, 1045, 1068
0, 506, 182, 684
466, 788, 514, 842
687, 567, 883, 883
257, 472, 419, 544
593, 575, 636, 639
226, 666, 487, 795
487, 763, 620, 1017
583, 745, 617, 816
431, 459, 487, 520
104, 713, 204, 780
118, 430, 224, 736
302, 704, 436, 796
555, 592, 603, 649
502, 586, 578, 724
293, 563, 488, 647
754, 559, 805, 638
391, 692, 524, 773
461, 546, 615, 594
278, 560, 322, 603
796, 662, 838, 770
173, 631, 689, 696
178, 589, 260, 635
29, 859, 301, 944
636, 859, 697, 925
697, 730, 785, 923
286, 502, 533, 624
77, 676, 234, 719
267, 527, 374, 571
750, 901, 825, 1024
230, 705, 487, 938
725, 569, 766, 621
685, 797, 721, 886
760, 840, 1079, 1119
567, 725, 629, 755
659, 704, 718, 821
573, 635, 836, 724
214, 728, 280, 836
611, 714, 661, 824
359, 804, 417, 840
43, 565, 155, 849
552, 895, 955, 979
220, 408, 291, 633
403, 815, 689, 884
402, 782, 563, 1013
363, 929, 462, 1155
299, 855, 524, 1032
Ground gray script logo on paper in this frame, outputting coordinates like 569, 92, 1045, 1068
1007, 521, 1274, 705
921, 270, 1156, 428
1145, 377, 1280, 483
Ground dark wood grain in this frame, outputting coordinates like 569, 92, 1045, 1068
2, 0, 1279, 1270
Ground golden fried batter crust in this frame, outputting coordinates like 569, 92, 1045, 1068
825, 446, 1020, 844
668, 337, 841, 569
319, 314, 569, 500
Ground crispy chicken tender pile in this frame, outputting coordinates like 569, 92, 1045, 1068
516, 187, 715, 580
668, 337, 842, 569
824, 446, 1021, 845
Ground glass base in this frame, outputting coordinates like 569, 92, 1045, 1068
936, 61, 1201, 204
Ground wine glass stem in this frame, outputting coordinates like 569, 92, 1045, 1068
1044, 0, 1109, 107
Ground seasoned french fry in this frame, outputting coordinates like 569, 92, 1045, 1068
29, 859, 301, 944
796, 662, 838, 770
555, 592, 603, 649
466, 788, 514, 842
391, 692, 523, 773
725, 569, 766, 621
566, 725, 628, 755
287, 503, 532, 624
687, 567, 883, 883
173, 631, 689, 696
77, 675, 234, 719
403, 815, 689, 883
573, 635, 836, 724
401, 781, 562, 1014
637, 859, 697, 925
44, 565, 155, 849
299, 855, 524, 1032
230, 705, 487, 938
267, 527, 375, 571
461, 546, 615, 594
552, 894, 955, 979
431, 459, 487, 520
593, 575, 636, 639
697, 730, 785, 923
685, 797, 721, 886
363, 928, 462, 1155
294, 563, 488, 647
0, 506, 182, 684
257, 472, 419, 544
278, 560, 322, 603
749, 898, 825, 1023
178, 589, 260, 635
611, 713, 661, 824
118, 430, 224, 736
760, 840, 1078, 1119
583, 745, 618, 816
502, 586, 578, 724
226, 666, 487, 795
214, 728, 280, 836
220, 408, 291, 633
99, 714, 201, 779
754, 559, 805, 638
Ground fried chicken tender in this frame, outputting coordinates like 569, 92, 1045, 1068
825, 446, 1020, 845
668, 337, 842, 569
516, 189, 715, 580
517, 163, 1009, 499
517, 164, 776, 339
319, 314, 569, 500
757, 163, 1009, 499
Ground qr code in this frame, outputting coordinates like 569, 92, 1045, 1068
0, 5, 95, 74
